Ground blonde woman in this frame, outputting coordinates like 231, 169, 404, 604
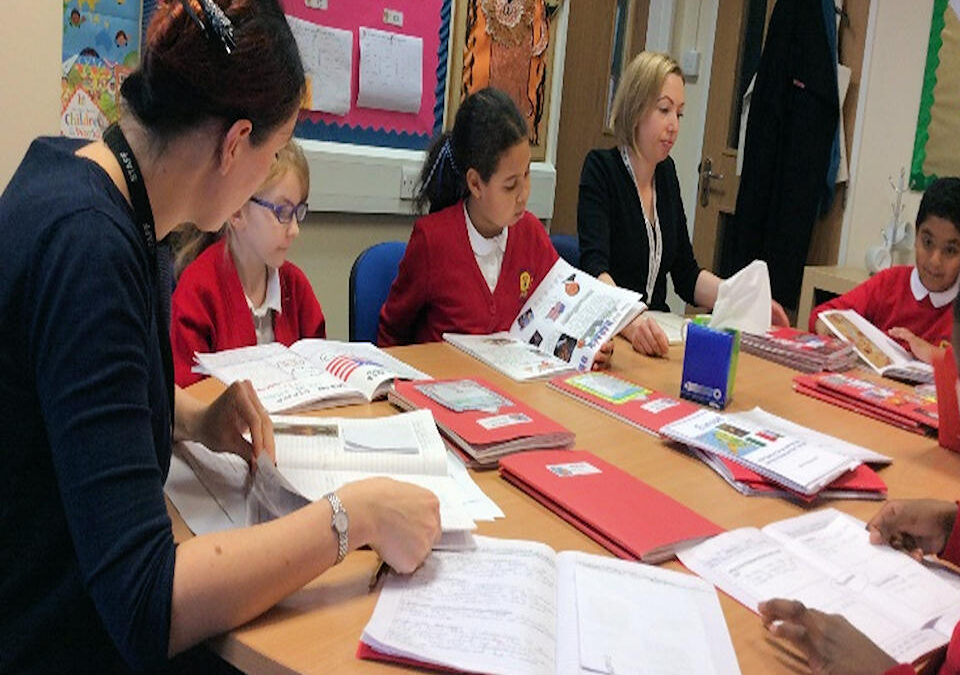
577, 51, 787, 356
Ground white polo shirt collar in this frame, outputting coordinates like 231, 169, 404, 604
910, 266, 960, 308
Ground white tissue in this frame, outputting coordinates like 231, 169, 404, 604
708, 260, 772, 334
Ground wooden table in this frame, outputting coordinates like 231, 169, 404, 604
173, 340, 960, 674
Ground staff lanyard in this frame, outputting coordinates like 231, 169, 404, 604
620, 145, 662, 305
102, 123, 175, 424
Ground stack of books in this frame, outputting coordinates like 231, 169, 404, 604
794, 372, 939, 435
739, 326, 857, 373
548, 372, 890, 501
389, 378, 574, 468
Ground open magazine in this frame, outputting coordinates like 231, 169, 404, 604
164, 409, 482, 547
193, 339, 430, 412
819, 309, 934, 383
444, 258, 646, 380
678, 509, 960, 664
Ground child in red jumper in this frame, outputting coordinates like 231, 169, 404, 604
810, 177, 960, 363
171, 140, 325, 386
377, 88, 613, 367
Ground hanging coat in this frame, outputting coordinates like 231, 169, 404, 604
720, 0, 839, 309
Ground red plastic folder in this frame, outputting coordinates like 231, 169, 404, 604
934, 347, 960, 453
499, 449, 723, 563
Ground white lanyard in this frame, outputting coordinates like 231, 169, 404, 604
620, 146, 662, 304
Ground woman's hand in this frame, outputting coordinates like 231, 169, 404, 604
758, 599, 896, 675
591, 340, 615, 370
866, 499, 957, 560
192, 380, 275, 464
340, 478, 441, 573
625, 314, 670, 357
771, 300, 790, 327
887, 326, 939, 364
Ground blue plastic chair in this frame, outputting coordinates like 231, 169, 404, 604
550, 233, 580, 267
349, 241, 407, 343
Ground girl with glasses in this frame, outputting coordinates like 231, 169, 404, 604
171, 140, 327, 387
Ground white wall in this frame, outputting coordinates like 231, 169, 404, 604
664, 0, 719, 311
1, 0, 938, 334
841, 0, 934, 269
0, 1, 61, 188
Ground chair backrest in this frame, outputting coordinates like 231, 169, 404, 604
550, 233, 580, 267
349, 241, 407, 343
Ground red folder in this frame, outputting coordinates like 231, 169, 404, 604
498, 449, 722, 563
547, 372, 701, 435
934, 346, 960, 453
356, 642, 462, 673
389, 378, 574, 467
794, 372, 938, 434
717, 456, 887, 502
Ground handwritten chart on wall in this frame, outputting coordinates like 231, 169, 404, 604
283, 0, 450, 150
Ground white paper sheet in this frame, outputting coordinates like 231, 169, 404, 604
286, 16, 352, 115
356, 27, 423, 113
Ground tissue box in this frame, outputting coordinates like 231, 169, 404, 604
680, 323, 740, 409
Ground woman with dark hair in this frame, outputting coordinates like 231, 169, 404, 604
0, 1, 439, 672
377, 87, 613, 367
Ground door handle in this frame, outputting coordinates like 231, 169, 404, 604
698, 157, 725, 207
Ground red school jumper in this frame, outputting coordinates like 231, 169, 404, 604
171, 238, 326, 387
809, 265, 953, 348
377, 202, 558, 346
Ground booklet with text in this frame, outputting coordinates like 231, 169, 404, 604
677, 509, 960, 664
193, 339, 430, 412
819, 309, 934, 383
359, 536, 741, 675
164, 409, 477, 544
660, 409, 861, 496
444, 258, 646, 380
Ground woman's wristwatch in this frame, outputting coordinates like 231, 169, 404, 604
324, 492, 349, 564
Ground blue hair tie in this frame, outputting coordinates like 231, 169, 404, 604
423, 137, 460, 189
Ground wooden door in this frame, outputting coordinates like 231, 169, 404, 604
550, 0, 648, 235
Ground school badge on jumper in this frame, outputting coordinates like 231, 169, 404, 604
519, 270, 532, 299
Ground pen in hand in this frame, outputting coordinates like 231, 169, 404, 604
369, 557, 390, 591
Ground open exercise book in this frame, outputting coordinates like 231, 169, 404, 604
164, 410, 506, 548
678, 508, 960, 664
192, 339, 429, 412
444, 258, 646, 381
819, 309, 934, 383
358, 536, 741, 675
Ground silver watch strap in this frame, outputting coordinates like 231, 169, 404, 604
325, 492, 348, 564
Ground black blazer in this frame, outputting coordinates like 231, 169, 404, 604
577, 148, 701, 311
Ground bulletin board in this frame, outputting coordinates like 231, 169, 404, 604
283, 0, 451, 151
910, 0, 960, 190
447, 0, 561, 162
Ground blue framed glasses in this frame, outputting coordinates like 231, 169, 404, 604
249, 196, 308, 225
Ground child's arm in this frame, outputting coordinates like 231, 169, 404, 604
808, 271, 885, 333
170, 286, 215, 388
377, 227, 429, 347
887, 326, 943, 364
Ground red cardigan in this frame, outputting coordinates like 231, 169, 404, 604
809, 266, 952, 349
171, 238, 326, 387
886, 503, 960, 675
377, 202, 559, 346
